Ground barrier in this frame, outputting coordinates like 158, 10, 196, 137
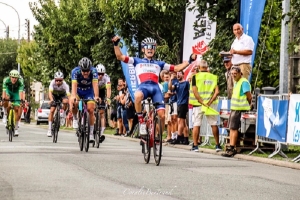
249, 94, 288, 158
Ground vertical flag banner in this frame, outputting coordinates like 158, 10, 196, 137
240, 0, 267, 81
182, 1, 216, 80
287, 94, 300, 145
256, 96, 288, 142
119, 39, 138, 102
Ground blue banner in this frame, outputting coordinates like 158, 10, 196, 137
119, 39, 138, 102
256, 96, 288, 142
240, 0, 266, 82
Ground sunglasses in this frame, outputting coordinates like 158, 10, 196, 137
224, 61, 230, 63
143, 45, 156, 50
81, 69, 90, 73
98, 73, 104, 76
55, 80, 63, 82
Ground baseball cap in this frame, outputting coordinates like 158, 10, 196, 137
223, 56, 231, 62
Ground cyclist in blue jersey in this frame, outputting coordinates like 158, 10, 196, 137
112, 36, 195, 136
70, 57, 100, 142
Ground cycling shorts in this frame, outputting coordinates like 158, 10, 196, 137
6, 90, 21, 106
137, 81, 164, 110
77, 88, 94, 102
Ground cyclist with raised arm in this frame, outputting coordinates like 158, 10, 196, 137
95, 63, 111, 143
2, 70, 25, 136
47, 71, 70, 137
69, 57, 100, 142
112, 36, 194, 136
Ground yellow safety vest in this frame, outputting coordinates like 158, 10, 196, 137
189, 72, 218, 106
231, 77, 251, 110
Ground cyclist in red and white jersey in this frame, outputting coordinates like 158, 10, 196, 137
112, 36, 195, 135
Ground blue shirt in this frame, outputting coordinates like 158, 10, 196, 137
238, 81, 251, 96
162, 81, 169, 94
170, 79, 179, 103
71, 66, 98, 89
174, 81, 190, 105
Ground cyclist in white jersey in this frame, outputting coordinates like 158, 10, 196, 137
95, 64, 111, 142
47, 71, 70, 137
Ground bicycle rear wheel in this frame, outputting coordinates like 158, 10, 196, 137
84, 112, 90, 152
153, 116, 163, 166
78, 111, 84, 151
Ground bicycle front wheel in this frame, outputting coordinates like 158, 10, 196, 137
84, 112, 90, 152
78, 111, 84, 151
8, 109, 15, 142
153, 116, 163, 166
53, 109, 60, 143
94, 111, 100, 148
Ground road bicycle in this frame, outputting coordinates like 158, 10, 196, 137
76, 99, 92, 152
140, 98, 164, 166
51, 100, 63, 143
1, 99, 23, 142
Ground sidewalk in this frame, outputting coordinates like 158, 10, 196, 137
21, 123, 300, 170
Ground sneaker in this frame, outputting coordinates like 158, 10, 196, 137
100, 135, 105, 143
2, 115, 7, 125
47, 130, 52, 137
221, 148, 237, 157
190, 145, 199, 152
73, 119, 78, 129
14, 130, 19, 136
139, 123, 147, 136
89, 134, 94, 142
215, 145, 222, 152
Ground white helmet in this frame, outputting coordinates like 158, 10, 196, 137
54, 71, 64, 79
96, 64, 106, 73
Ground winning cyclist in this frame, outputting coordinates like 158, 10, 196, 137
2, 70, 25, 136
47, 71, 70, 137
112, 36, 194, 136
69, 57, 100, 142
95, 63, 111, 143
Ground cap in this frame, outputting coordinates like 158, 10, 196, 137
223, 56, 231, 62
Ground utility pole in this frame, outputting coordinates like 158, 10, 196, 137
6, 25, 9, 39
25, 19, 30, 42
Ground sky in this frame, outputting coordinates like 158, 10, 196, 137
0, 0, 39, 40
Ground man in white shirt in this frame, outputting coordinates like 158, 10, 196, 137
229, 23, 254, 80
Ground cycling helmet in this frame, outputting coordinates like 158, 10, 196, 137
54, 71, 64, 79
141, 37, 156, 46
9, 70, 19, 78
78, 57, 92, 70
96, 64, 106, 73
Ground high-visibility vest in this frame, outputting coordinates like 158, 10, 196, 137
189, 72, 218, 106
231, 77, 251, 110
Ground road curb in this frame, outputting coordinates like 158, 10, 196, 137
23, 124, 300, 170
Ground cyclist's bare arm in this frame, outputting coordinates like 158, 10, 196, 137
106, 85, 111, 99
174, 61, 189, 72
71, 81, 77, 100
112, 36, 126, 62
93, 81, 99, 99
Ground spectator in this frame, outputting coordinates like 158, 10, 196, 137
110, 108, 117, 129
223, 56, 234, 99
66, 110, 73, 128
168, 71, 178, 141
221, 66, 252, 157
229, 23, 254, 80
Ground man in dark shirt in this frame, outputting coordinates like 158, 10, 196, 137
169, 71, 190, 145
168, 71, 179, 141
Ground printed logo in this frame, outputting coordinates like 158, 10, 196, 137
192, 40, 208, 55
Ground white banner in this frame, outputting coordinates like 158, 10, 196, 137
287, 94, 300, 145
182, 1, 217, 61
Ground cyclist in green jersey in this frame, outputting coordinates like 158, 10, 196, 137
2, 70, 25, 136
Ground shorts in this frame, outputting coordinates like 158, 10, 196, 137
126, 106, 135, 119
228, 110, 244, 130
6, 90, 21, 106
192, 106, 218, 126
110, 112, 117, 122
137, 81, 164, 110
165, 104, 171, 124
237, 63, 251, 80
117, 105, 122, 119
51, 94, 68, 107
99, 89, 106, 110
77, 88, 94, 101
177, 104, 188, 119
169, 102, 178, 115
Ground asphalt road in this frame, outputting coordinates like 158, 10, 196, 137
0, 123, 299, 200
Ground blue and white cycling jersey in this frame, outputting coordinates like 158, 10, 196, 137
71, 66, 98, 100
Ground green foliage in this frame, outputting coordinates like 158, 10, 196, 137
286, 0, 300, 53
0, 39, 18, 89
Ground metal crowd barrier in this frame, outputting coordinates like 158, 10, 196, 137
249, 94, 288, 158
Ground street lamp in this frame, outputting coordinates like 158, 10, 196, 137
0, 2, 21, 73
0, 18, 6, 29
